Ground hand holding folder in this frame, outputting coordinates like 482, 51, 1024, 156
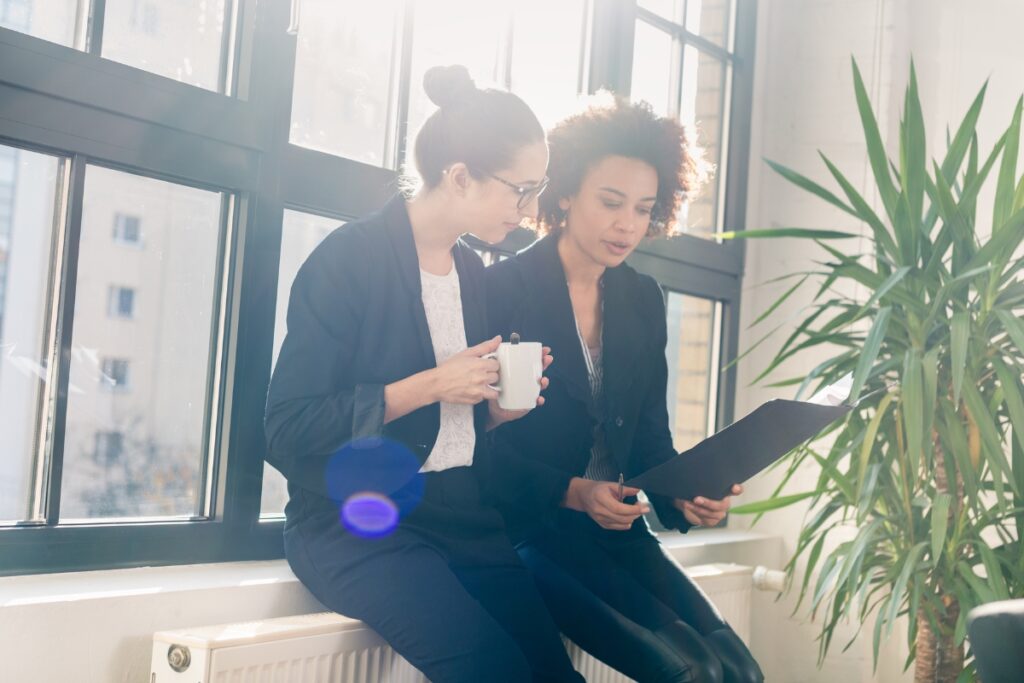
627, 377, 854, 502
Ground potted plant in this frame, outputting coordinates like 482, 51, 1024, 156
725, 59, 1024, 682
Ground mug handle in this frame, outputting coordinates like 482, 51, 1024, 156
481, 352, 502, 394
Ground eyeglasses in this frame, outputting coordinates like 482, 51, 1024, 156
485, 172, 550, 210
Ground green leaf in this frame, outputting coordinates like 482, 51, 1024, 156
930, 493, 950, 565
964, 204, 1024, 275
808, 449, 855, 503
996, 309, 1024, 354
857, 266, 912, 318
976, 542, 1010, 600
901, 349, 924, 477
992, 358, 1024, 454
886, 542, 927, 633
729, 491, 817, 515
719, 227, 859, 240
852, 57, 899, 221
750, 274, 809, 328
962, 382, 1012, 499
937, 400, 979, 502
950, 312, 969, 405
957, 561, 995, 603
994, 96, 1022, 232
818, 153, 900, 259
858, 392, 895, 495
902, 61, 927, 228
850, 307, 891, 403
764, 158, 858, 217
939, 80, 988, 184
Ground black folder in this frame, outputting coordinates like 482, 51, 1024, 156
626, 399, 852, 501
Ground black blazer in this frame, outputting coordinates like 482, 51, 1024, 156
482, 233, 691, 538
264, 195, 490, 502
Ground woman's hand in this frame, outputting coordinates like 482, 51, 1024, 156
673, 484, 743, 527
431, 336, 502, 404
486, 346, 553, 430
562, 478, 650, 530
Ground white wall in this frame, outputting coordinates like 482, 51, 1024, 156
733, 1, 1024, 681
0, 532, 780, 683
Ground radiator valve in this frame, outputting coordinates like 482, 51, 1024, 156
167, 644, 191, 673
752, 566, 786, 593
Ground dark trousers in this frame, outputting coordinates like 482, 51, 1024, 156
519, 511, 765, 683
284, 468, 583, 683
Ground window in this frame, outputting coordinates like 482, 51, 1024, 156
107, 285, 136, 318
632, 0, 738, 238
0, 0, 755, 575
99, 357, 130, 390
288, 0, 592, 169
665, 292, 721, 451
93, 430, 125, 465
60, 166, 226, 521
113, 213, 141, 244
0, 0, 84, 48
261, 209, 343, 518
289, 0, 404, 166
0, 144, 65, 526
101, 0, 236, 92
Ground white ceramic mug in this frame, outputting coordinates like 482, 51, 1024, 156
485, 335, 543, 410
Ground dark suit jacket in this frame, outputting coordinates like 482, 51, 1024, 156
482, 233, 691, 539
264, 195, 490, 504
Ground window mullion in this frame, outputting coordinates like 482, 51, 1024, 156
85, 0, 105, 54
38, 154, 87, 526
392, 0, 416, 171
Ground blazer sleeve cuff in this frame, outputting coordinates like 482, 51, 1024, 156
351, 383, 386, 441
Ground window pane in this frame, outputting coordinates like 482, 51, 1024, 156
0, 145, 64, 524
509, 0, 587, 129
684, 0, 734, 51
101, 0, 230, 92
680, 47, 729, 237
289, 0, 402, 166
405, 0, 507, 168
630, 21, 674, 117
60, 166, 224, 520
665, 293, 719, 452
638, 0, 682, 21
261, 209, 342, 517
0, 0, 83, 48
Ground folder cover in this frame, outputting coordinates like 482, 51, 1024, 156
627, 399, 852, 501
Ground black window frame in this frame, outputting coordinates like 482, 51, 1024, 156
0, 0, 757, 575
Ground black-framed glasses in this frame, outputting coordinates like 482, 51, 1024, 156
486, 172, 549, 210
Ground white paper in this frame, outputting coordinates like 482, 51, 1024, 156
807, 372, 853, 406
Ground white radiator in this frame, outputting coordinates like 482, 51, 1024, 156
151, 563, 754, 683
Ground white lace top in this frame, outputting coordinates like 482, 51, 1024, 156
418, 265, 476, 472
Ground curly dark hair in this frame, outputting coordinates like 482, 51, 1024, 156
537, 95, 701, 236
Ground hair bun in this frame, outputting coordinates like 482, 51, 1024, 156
423, 65, 477, 109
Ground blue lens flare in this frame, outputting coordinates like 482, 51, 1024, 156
324, 437, 424, 537
341, 492, 400, 537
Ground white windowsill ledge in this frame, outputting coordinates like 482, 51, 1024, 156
0, 528, 783, 607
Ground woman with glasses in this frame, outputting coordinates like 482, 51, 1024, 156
482, 97, 764, 683
265, 65, 581, 683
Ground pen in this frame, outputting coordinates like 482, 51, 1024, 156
617, 472, 624, 502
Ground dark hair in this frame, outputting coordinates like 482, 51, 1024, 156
410, 65, 545, 190
537, 95, 701, 236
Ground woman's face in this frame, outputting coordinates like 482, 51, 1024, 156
462, 140, 549, 244
560, 155, 659, 269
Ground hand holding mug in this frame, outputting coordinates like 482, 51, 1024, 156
431, 336, 502, 404
487, 344, 553, 429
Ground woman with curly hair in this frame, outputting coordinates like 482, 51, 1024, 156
483, 97, 764, 683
